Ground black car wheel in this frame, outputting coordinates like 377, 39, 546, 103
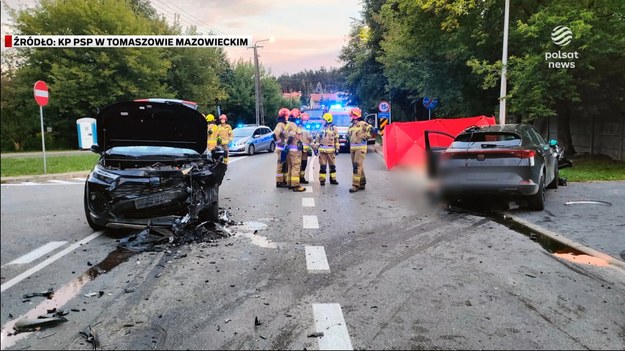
268, 141, 275, 153
527, 175, 545, 211
84, 182, 106, 231
547, 165, 559, 189
248, 144, 255, 156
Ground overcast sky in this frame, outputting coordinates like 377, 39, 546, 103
2, 0, 362, 76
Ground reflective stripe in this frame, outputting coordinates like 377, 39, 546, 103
350, 143, 366, 147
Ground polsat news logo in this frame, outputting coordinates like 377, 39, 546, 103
4, 35, 251, 48
545, 25, 578, 69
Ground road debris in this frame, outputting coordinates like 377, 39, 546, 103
22, 288, 54, 299
225, 319, 231, 323
14, 316, 68, 332
37, 332, 56, 339
307, 332, 324, 338
254, 317, 262, 327
84, 292, 98, 298
124, 288, 135, 293
79, 325, 100, 350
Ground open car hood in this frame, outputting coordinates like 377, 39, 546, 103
96, 101, 207, 154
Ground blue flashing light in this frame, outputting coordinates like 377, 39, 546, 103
237, 123, 243, 128
330, 104, 343, 110
305, 124, 311, 130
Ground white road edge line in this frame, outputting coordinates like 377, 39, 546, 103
47, 180, 75, 184
312, 303, 353, 350
306, 155, 315, 183
0, 232, 104, 293
305, 246, 330, 273
227, 156, 248, 165
4, 241, 67, 266
302, 198, 315, 207
72, 177, 87, 181
303, 215, 319, 229
304, 186, 313, 193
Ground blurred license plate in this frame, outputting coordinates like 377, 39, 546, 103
467, 173, 495, 181
135, 193, 171, 209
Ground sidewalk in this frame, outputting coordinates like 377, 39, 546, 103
1, 170, 91, 183
506, 181, 625, 268
0, 150, 88, 158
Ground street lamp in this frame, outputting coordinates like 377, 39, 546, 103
248, 38, 271, 125
499, 0, 510, 125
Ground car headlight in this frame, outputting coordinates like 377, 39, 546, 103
92, 165, 119, 184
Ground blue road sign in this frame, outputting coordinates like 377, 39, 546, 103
423, 97, 439, 110
378, 112, 390, 119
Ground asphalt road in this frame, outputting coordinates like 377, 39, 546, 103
1, 149, 624, 350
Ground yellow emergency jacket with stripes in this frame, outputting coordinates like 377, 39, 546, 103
216, 123, 233, 145
207, 123, 219, 149
347, 120, 372, 151
315, 124, 340, 153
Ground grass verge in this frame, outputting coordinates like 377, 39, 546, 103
1, 154, 99, 177
560, 156, 625, 182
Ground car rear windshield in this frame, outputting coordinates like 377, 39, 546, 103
106, 146, 200, 157
451, 132, 522, 148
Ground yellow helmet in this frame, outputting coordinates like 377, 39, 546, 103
206, 114, 215, 122
323, 113, 333, 123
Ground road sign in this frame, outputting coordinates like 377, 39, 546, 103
34, 80, 49, 107
378, 112, 390, 135
423, 97, 438, 110
378, 101, 390, 113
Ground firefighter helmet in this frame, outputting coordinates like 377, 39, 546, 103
290, 108, 301, 119
322, 113, 333, 123
219, 114, 227, 122
301, 112, 310, 121
206, 114, 215, 122
278, 108, 290, 118
349, 107, 362, 119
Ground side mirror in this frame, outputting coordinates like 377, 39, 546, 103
549, 139, 558, 147
90, 144, 101, 154
253, 134, 260, 138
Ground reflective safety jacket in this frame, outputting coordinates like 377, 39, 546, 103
273, 118, 288, 150
216, 123, 233, 145
347, 120, 372, 151
315, 123, 340, 153
207, 123, 219, 149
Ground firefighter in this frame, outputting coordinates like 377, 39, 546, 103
206, 114, 219, 151
314, 112, 340, 185
216, 114, 233, 164
273, 108, 290, 188
285, 108, 301, 188
346, 107, 372, 193
299, 112, 314, 184
285, 127, 306, 192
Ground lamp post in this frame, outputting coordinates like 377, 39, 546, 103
248, 38, 270, 125
499, 0, 510, 125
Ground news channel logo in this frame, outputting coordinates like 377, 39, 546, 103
551, 26, 573, 47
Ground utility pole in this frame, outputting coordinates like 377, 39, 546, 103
249, 38, 270, 125
499, 0, 510, 125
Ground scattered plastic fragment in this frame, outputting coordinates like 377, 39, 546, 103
307, 332, 324, 338
22, 288, 54, 299
254, 317, 262, 327
79, 325, 100, 350
14, 316, 68, 332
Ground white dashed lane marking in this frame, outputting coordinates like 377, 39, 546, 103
303, 215, 319, 229
1, 232, 104, 293
305, 246, 330, 273
4, 241, 67, 266
312, 303, 353, 350
304, 186, 313, 193
302, 198, 315, 207
72, 177, 87, 181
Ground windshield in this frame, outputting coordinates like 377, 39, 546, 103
233, 127, 255, 137
451, 132, 522, 148
332, 114, 351, 126
105, 146, 200, 157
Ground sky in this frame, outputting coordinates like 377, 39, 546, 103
1, 0, 362, 76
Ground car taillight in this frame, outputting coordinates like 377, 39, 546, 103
440, 149, 535, 159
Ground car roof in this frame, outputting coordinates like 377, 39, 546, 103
134, 98, 198, 110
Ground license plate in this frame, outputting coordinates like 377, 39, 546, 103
134, 193, 171, 209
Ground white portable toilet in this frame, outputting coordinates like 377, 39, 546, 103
76, 117, 97, 150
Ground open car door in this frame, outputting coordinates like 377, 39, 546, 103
424, 130, 456, 178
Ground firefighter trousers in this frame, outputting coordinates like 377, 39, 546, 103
287, 150, 302, 187
318, 152, 337, 183
350, 149, 366, 189
276, 148, 287, 184
221, 144, 230, 165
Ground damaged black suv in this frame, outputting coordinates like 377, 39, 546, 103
84, 100, 227, 230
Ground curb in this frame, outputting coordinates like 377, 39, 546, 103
504, 213, 625, 272
1, 170, 91, 184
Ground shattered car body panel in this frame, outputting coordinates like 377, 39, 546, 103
84, 101, 227, 230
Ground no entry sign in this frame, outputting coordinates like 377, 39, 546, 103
34, 80, 49, 106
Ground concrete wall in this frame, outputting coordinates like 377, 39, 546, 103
534, 115, 625, 161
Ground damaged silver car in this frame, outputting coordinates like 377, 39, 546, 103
84, 100, 227, 230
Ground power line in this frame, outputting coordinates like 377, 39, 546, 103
158, 0, 228, 35
152, 0, 226, 35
